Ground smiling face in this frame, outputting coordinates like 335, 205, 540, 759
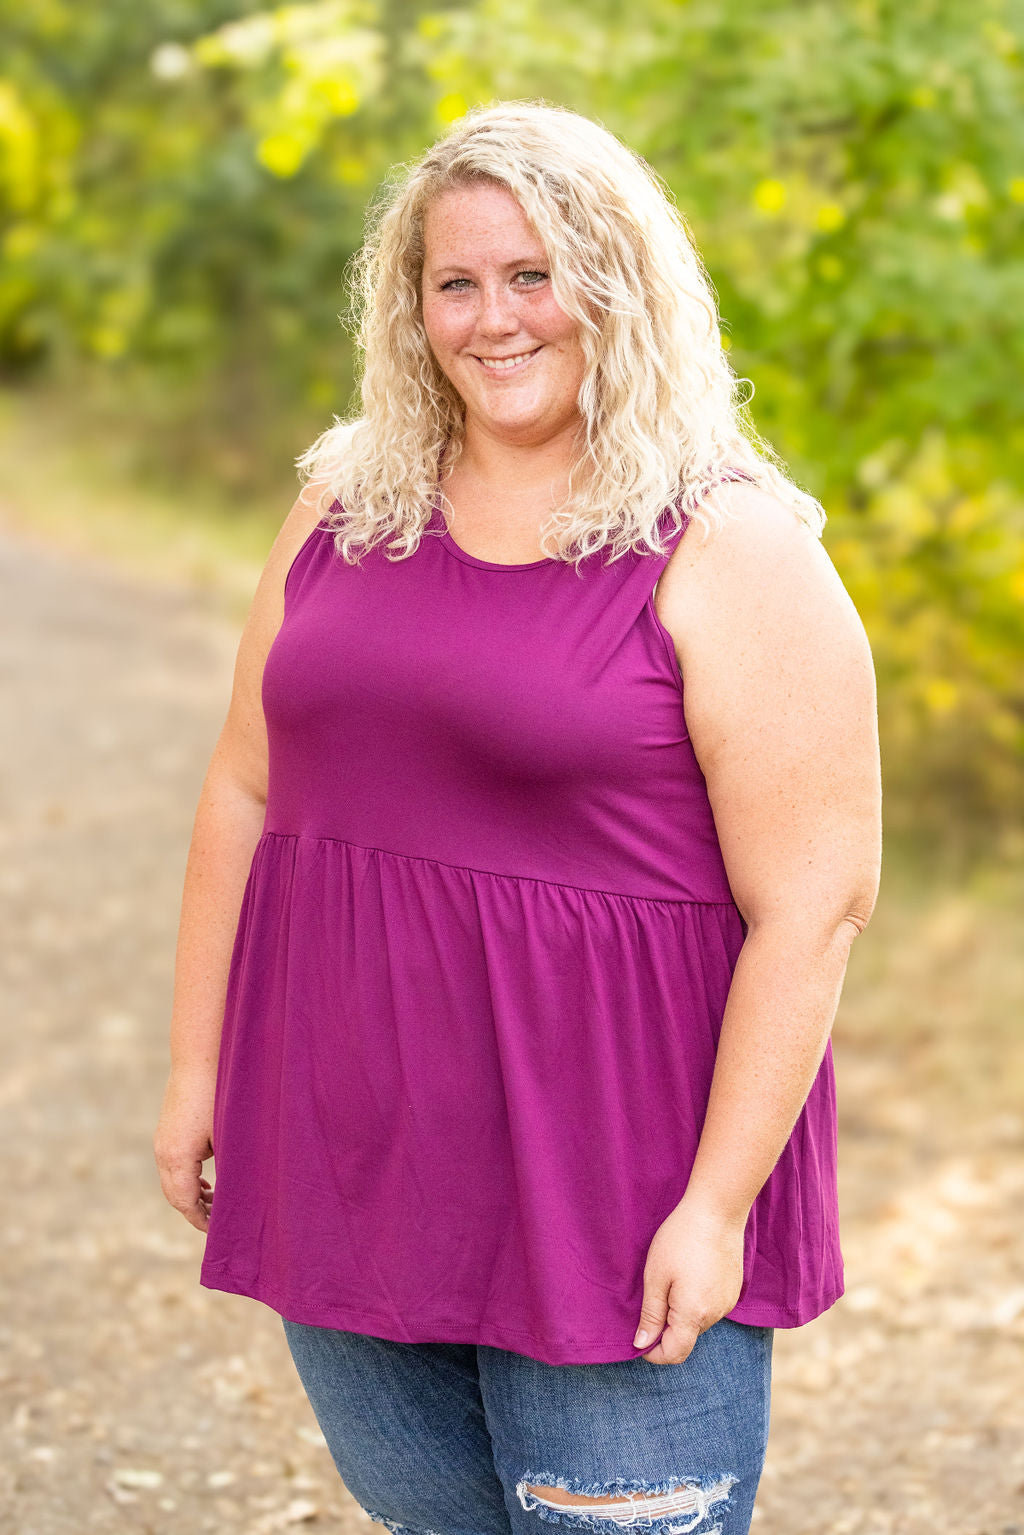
420, 180, 586, 450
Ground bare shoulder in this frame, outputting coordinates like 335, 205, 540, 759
260, 481, 332, 601
224, 481, 331, 710
656, 482, 881, 936
241, 481, 331, 640
657, 479, 868, 671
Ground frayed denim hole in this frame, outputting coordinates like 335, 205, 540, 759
515, 1471, 739, 1533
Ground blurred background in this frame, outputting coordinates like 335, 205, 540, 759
1, 2, 1022, 1532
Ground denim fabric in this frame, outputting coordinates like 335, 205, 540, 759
282, 1316, 774, 1535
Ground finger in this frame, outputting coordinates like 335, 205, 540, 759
182, 1192, 212, 1231
159, 1171, 198, 1206
633, 1291, 669, 1352
159, 1169, 209, 1224
641, 1322, 699, 1366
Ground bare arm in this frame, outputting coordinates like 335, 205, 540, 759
153, 486, 327, 1231
634, 481, 882, 1361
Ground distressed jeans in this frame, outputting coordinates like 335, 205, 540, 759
282, 1315, 774, 1535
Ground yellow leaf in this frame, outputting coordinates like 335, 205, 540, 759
257, 133, 307, 178
88, 325, 127, 359
815, 202, 845, 233
0, 81, 40, 211
924, 679, 958, 716
320, 77, 359, 117
437, 92, 468, 124
753, 178, 786, 214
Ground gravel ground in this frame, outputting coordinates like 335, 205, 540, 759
1, 522, 1022, 1535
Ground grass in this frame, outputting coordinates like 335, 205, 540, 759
838, 845, 1024, 1130
0, 380, 298, 621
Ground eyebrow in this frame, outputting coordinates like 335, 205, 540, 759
427, 255, 549, 277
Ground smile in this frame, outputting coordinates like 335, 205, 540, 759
474, 348, 541, 374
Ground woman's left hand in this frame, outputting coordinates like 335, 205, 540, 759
632, 1195, 748, 1365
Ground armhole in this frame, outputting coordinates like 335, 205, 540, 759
646, 583, 685, 699
282, 498, 340, 608
283, 523, 325, 606
642, 511, 691, 699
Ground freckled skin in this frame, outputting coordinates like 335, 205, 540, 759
419, 182, 587, 561
421, 182, 586, 450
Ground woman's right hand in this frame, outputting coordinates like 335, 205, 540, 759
154, 1068, 217, 1232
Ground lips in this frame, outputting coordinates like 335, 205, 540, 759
474, 347, 541, 373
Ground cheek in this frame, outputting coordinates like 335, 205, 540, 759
423, 298, 470, 359
546, 322, 586, 379
420, 300, 447, 359
531, 291, 579, 345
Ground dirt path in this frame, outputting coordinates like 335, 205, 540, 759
1, 523, 1022, 1535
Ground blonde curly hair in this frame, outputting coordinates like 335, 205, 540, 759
296, 99, 825, 567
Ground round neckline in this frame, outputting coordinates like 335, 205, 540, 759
429, 498, 558, 572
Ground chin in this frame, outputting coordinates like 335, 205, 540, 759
478, 396, 547, 424
486, 414, 548, 438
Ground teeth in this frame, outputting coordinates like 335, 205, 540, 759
478, 351, 535, 370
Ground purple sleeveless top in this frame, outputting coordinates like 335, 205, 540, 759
200, 485, 844, 1364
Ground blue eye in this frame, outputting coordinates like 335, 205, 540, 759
438, 270, 549, 292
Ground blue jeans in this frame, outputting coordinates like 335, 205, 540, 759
282, 1317, 774, 1535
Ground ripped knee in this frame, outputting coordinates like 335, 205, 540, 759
516, 1472, 738, 1533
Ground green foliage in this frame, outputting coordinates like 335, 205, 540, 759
0, 0, 1021, 838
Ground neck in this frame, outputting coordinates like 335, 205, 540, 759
455, 415, 583, 493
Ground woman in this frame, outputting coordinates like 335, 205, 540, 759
154, 101, 881, 1535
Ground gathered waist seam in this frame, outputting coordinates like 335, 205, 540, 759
258, 828, 739, 909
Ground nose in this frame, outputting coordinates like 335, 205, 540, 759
475, 280, 520, 340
